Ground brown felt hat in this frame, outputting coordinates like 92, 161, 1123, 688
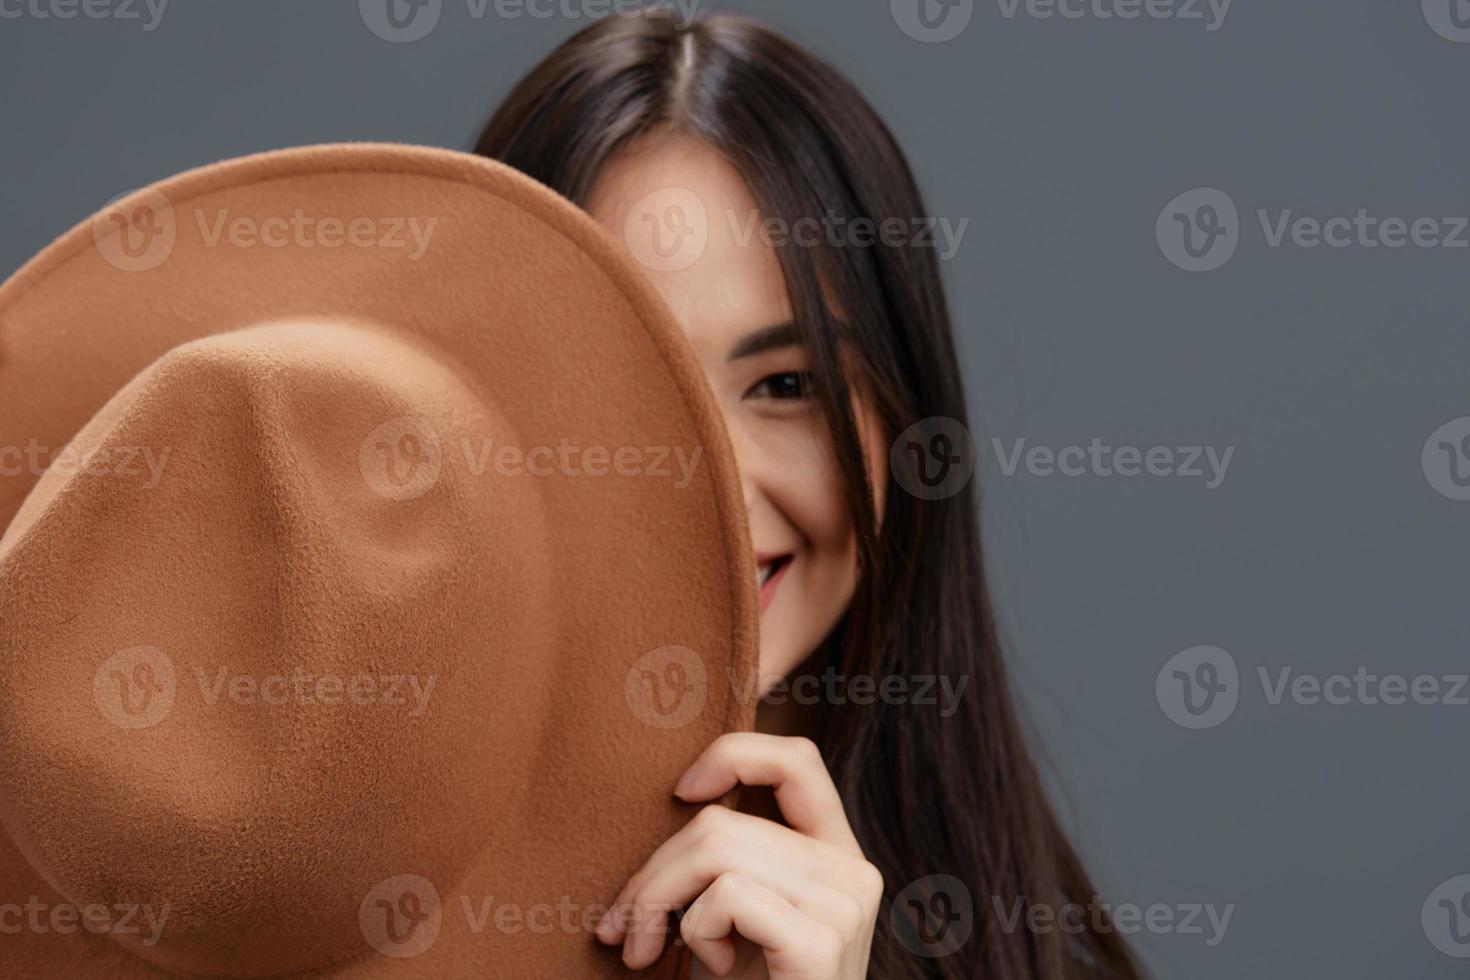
0, 143, 758, 978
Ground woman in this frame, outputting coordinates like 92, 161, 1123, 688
474, 9, 1144, 980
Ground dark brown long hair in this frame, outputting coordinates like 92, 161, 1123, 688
473, 9, 1143, 979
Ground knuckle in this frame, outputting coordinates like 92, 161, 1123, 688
854, 861, 886, 904
710, 731, 743, 755
694, 826, 741, 861
691, 803, 732, 833
789, 736, 824, 769
709, 870, 747, 901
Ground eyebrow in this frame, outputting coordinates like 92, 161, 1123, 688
727, 322, 801, 361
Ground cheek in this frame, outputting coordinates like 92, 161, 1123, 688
776, 403, 886, 549
758, 422, 853, 553
751, 394, 888, 560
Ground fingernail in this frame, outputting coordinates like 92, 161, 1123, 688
673, 770, 696, 798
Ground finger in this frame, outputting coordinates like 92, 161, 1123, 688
607, 815, 869, 968
610, 825, 808, 968
681, 872, 843, 980
597, 805, 850, 943
628, 859, 864, 968
675, 733, 858, 850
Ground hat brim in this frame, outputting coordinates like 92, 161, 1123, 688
0, 143, 758, 977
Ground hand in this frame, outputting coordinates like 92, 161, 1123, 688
595, 732, 884, 979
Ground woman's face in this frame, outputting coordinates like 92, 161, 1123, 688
586, 133, 885, 694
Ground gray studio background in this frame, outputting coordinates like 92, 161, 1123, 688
2, 1, 1467, 977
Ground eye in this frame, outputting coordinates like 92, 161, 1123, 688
746, 371, 813, 401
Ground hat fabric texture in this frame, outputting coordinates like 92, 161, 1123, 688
0, 143, 758, 978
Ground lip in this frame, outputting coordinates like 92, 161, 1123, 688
756, 554, 792, 616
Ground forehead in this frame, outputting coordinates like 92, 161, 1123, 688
584, 133, 793, 354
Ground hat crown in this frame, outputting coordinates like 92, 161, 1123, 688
0, 320, 555, 976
